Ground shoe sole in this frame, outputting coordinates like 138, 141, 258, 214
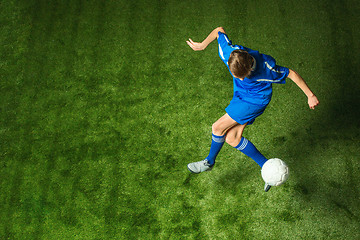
187, 165, 212, 174
264, 185, 271, 192
187, 166, 199, 174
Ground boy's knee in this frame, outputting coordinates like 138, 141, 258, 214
212, 121, 225, 136
225, 132, 235, 147
225, 129, 242, 147
211, 122, 221, 135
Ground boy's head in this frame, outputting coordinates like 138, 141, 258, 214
228, 50, 254, 79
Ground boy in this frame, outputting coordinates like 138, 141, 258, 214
186, 27, 319, 191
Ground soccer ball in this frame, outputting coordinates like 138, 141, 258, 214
261, 158, 289, 186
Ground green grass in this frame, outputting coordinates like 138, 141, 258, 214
1, 0, 360, 239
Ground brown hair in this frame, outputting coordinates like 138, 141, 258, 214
228, 50, 254, 79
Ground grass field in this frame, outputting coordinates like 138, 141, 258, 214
1, 0, 360, 239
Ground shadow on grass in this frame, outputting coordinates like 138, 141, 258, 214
215, 167, 251, 193
286, 1, 360, 223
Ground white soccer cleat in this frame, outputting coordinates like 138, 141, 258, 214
187, 159, 213, 173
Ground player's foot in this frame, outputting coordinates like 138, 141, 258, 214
187, 159, 213, 173
264, 183, 271, 192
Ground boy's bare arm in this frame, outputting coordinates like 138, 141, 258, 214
288, 69, 320, 109
186, 27, 226, 51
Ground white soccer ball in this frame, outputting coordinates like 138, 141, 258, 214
261, 158, 289, 186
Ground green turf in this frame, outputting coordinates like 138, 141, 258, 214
1, 0, 360, 239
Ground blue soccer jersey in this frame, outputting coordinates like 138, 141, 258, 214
218, 32, 289, 106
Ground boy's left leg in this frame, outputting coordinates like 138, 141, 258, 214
225, 124, 268, 168
226, 124, 270, 191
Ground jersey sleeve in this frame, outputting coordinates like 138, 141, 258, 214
263, 55, 289, 84
217, 32, 238, 64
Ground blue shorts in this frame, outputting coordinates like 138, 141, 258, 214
225, 98, 268, 125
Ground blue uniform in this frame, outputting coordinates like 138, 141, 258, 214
217, 32, 289, 124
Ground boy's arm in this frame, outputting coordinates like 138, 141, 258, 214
288, 69, 319, 109
186, 27, 226, 51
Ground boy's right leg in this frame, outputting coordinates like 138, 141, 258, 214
187, 114, 238, 173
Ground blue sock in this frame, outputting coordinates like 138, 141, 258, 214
206, 134, 226, 166
235, 137, 267, 167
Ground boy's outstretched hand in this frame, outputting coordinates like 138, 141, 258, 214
308, 95, 320, 110
186, 38, 205, 51
186, 27, 225, 51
